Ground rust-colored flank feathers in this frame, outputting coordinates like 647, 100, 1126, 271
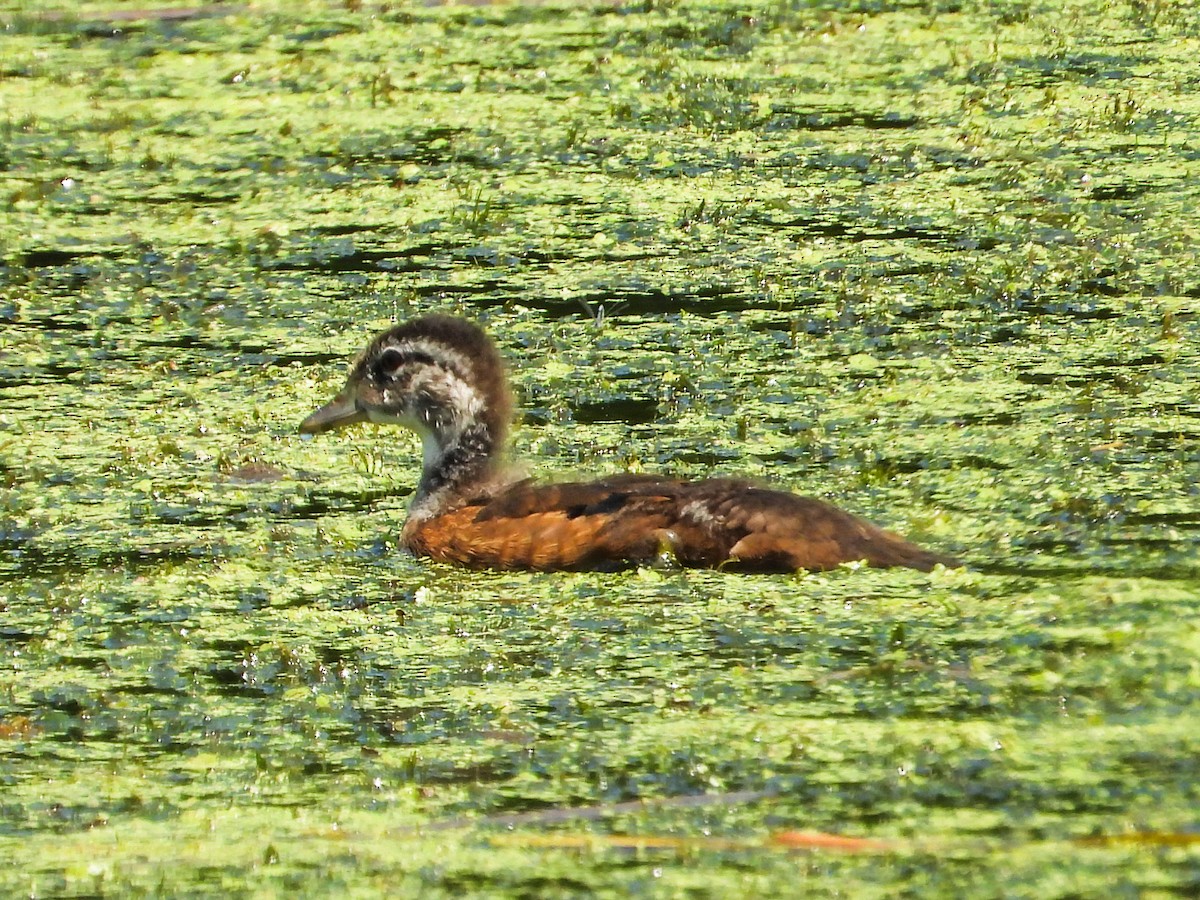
300, 315, 958, 573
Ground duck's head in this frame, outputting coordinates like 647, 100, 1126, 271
300, 315, 512, 479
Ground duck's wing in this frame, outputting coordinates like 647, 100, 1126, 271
402, 476, 701, 571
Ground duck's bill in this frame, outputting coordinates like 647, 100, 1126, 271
299, 391, 367, 434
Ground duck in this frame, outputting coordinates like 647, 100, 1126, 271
299, 315, 958, 573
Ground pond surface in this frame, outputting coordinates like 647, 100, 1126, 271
1, 0, 1198, 895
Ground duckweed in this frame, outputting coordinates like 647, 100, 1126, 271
1, 0, 1197, 895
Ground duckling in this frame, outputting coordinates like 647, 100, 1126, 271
300, 315, 958, 572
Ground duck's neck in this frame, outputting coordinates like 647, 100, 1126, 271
409, 421, 501, 520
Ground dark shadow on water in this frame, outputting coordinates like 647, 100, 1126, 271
570, 397, 659, 425
0, 541, 221, 579
766, 105, 920, 131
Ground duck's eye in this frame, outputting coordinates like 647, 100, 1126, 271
375, 347, 406, 380
375, 347, 435, 381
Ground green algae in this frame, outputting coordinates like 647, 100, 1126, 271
1, 0, 1199, 895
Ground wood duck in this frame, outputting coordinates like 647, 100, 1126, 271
299, 315, 958, 573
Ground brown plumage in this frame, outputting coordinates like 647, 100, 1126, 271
300, 315, 958, 573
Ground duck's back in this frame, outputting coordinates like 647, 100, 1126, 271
402, 474, 955, 572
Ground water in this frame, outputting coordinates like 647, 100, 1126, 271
1, 0, 1197, 894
